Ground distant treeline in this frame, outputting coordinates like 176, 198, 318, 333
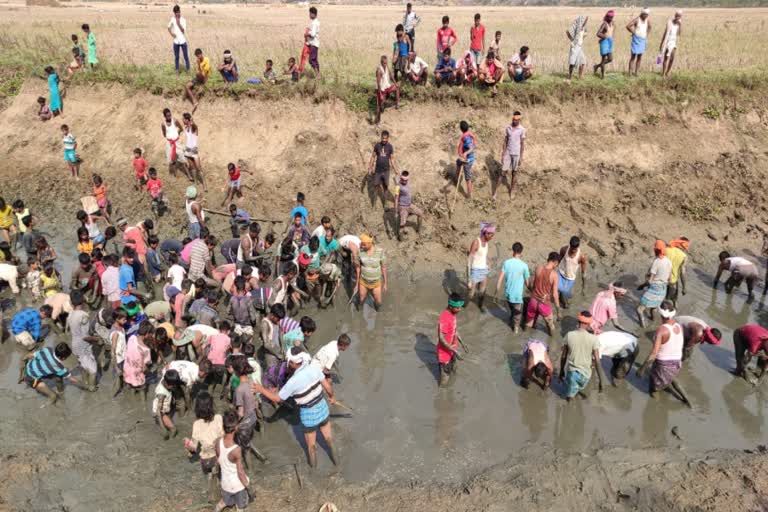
111, 0, 768, 6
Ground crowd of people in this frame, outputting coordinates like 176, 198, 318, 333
3, 3, 764, 511
37, 4, 686, 124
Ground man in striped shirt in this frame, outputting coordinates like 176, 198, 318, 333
23, 342, 87, 403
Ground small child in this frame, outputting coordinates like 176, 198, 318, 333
71, 34, 85, 66
66, 47, 82, 78
91, 248, 105, 277
264, 59, 276, 84
61, 124, 79, 178
36, 237, 57, 266
82, 23, 98, 68
132, 148, 148, 190
92, 174, 111, 223
110, 308, 128, 396
146, 235, 162, 283
146, 168, 168, 216
76, 209, 105, 246
40, 262, 62, 297
77, 227, 93, 255
489, 30, 503, 62
282, 315, 316, 352
222, 162, 242, 207
25, 258, 41, 299
37, 97, 52, 121
284, 57, 299, 82
153, 368, 182, 439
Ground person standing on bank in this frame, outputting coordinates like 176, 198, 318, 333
626, 8, 651, 77
403, 3, 420, 51
168, 5, 189, 75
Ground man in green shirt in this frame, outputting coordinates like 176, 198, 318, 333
559, 311, 603, 401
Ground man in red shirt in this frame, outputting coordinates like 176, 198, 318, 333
436, 15, 457, 65
437, 293, 465, 386
733, 324, 768, 384
469, 13, 485, 67
118, 218, 153, 280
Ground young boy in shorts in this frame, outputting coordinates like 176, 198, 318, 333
455, 120, 476, 199
61, 124, 79, 178
186, 48, 210, 113
222, 163, 242, 207
132, 148, 148, 190
494, 111, 526, 199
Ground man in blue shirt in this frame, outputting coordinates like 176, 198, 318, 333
11, 305, 52, 349
119, 247, 138, 304
289, 192, 308, 226
496, 242, 531, 333
23, 342, 88, 403
433, 47, 456, 86
228, 203, 250, 238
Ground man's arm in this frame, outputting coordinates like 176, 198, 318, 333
368, 147, 376, 174
638, 329, 666, 376
679, 258, 687, 295
495, 270, 506, 298
519, 138, 525, 166
626, 18, 637, 34
580, 253, 588, 286
320, 376, 336, 404
233, 447, 249, 489
592, 348, 604, 392
559, 344, 569, 381
381, 264, 387, 294
437, 328, 461, 360
713, 261, 727, 287
550, 272, 561, 309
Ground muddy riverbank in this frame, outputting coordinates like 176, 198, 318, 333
1, 82, 768, 510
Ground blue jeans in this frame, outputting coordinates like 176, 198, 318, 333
174, 43, 190, 71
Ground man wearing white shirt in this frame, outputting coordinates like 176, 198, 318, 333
168, 4, 189, 75
406, 52, 429, 85
306, 7, 321, 78
312, 334, 351, 378
0, 262, 22, 294
311, 216, 332, 241
403, 3, 421, 51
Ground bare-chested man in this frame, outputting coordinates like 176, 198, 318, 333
161, 108, 187, 178
525, 252, 560, 335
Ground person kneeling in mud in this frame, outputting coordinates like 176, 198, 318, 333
153, 368, 183, 439
521, 338, 552, 390
437, 293, 465, 387
636, 301, 690, 406
22, 342, 89, 404
596, 331, 640, 385
676, 315, 722, 362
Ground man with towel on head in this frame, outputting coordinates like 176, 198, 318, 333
636, 301, 690, 406
637, 240, 672, 327
626, 8, 651, 76
665, 237, 689, 307
566, 14, 588, 80
467, 223, 494, 311
437, 293, 465, 387
659, 10, 683, 78
252, 347, 338, 468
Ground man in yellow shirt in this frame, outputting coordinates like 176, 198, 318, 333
666, 237, 689, 307
186, 48, 211, 113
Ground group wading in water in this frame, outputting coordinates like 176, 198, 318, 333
1, 2, 763, 511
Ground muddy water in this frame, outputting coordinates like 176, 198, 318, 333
1, 254, 767, 509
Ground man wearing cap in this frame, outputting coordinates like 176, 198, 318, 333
676, 315, 722, 362
557, 236, 587, 309
626, 8, 652, 76
559, 311, 603, 401
437, 293, 465, 387
589, 282, 632, 335
594, 10, 615, 79
732, 324, 768, 384
494, 111, 526, 199
252, 347, 338, 468
636, 301, 690, 405
185, 186, 206, 240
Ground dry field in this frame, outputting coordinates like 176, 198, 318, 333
1, 2, 767, 84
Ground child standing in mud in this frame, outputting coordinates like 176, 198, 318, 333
61, 124, 79, 178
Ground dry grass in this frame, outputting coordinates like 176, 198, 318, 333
1, 2, 767, 85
